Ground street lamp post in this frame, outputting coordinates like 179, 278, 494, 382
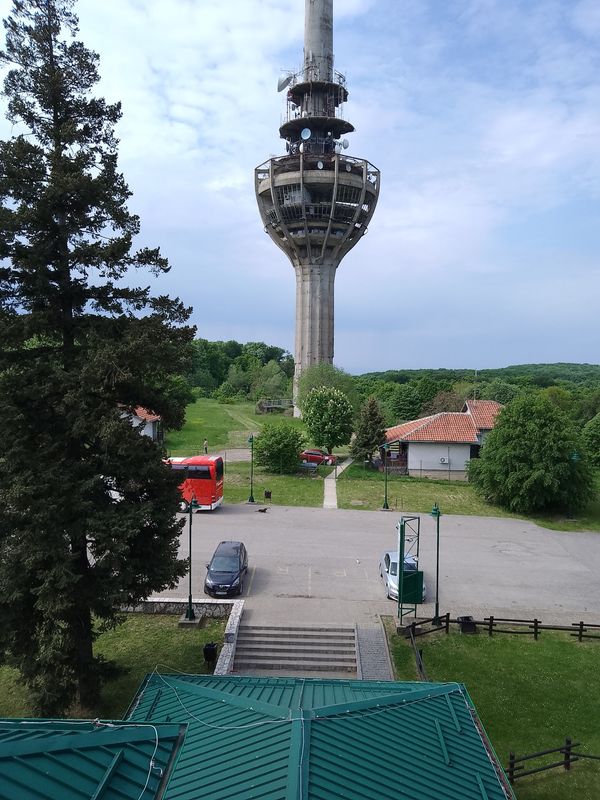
430, 502, 442, 624
248, 434, 255, 504
382, 444, 389, 510
185, 496, 199, 621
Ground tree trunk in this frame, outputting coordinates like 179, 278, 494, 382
72, 534, 99, 709
75, 600, 99, 709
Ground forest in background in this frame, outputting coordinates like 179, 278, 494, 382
187, 338, 600, 428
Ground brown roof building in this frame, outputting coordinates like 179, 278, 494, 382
383, 400, 503, 480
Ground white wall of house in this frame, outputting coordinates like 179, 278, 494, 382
407, 442, 472, 477
122, 411, 159, 442
136, 418, 157, 440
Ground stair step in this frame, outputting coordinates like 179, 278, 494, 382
238, 629, 354, 641
239, 626, 354, 634
234, 659, 356, 673
235, 645, 356, 661
234, 651, 355, 664
236, 635, 354, 647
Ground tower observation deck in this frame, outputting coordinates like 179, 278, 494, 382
255, 0, 380, 409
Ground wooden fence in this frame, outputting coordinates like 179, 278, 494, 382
508, 738, 579, 783
400, 614, 600, 641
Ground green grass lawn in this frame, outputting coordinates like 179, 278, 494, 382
224, 460, 327, 506
387, 622, 600, 799
165, 398, 263, 454
338, 465, 515, 516
0, 614, 225, 719
337, 464, 600, 532
165, 398, 306, 455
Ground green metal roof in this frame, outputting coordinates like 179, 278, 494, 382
0, 718, 185, 800
127, 674, 514, 800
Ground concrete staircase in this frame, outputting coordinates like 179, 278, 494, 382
233, 624, 357, 676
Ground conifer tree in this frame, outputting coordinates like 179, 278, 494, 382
0, 0, 193, 714
350, 397, 386, 464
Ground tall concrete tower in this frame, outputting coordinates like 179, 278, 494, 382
255, 0, 380, 409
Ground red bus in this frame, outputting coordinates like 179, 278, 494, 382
167, 455, 224, 511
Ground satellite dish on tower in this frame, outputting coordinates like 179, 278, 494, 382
277, 74, 293, 92
300, 128, 312, 141
342, 139, 349, 149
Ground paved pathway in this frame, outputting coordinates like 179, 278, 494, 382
323, 457, 354, 509
356, 622, 394, 680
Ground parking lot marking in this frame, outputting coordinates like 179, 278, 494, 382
245, 566, 256, 597
276, 565, 289, 574
334, 569, 347, 578
308, 566, 312, 598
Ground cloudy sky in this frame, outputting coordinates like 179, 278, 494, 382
1, 0, 599, 374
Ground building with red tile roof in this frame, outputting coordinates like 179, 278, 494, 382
120, 405, 163, 442
382, 400, 503, 480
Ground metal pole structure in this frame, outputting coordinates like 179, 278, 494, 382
382, 445, 389, 510
430, 502, 441, 624
185, 496, 196, 621
248, 435, 255, 503
397, 520, 404, 620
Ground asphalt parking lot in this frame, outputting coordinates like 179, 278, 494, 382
161, 504, 600, 626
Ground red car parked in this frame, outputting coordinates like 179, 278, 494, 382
300, 449, 337, 466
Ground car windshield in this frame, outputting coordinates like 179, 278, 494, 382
210, 556, 238, 572
404, 559, 417, 572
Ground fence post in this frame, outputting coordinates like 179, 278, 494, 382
488, 615, 494, 637
564, 738, 572, 771
445, 612, 450, 634
508, 752, 515, 784
533, 618, 539, 640
578, 621, 584, 642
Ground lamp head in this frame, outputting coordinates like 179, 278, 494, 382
430, 502, 441, 519
190, 497, 200, 511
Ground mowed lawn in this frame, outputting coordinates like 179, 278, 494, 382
338, 464, 600, 532
165, 398, 263, 454
337, 464, 512, 517
165, 398, 305, 455
0, 615, 225, 720
224, 461, 327, 507
387, 623, 600, 800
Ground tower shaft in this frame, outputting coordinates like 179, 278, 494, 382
294, 262, 336, 377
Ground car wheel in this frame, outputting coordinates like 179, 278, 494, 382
179, 500, 189, 513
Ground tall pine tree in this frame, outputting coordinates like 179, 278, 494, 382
350, 396, 386, 463
0, 0, 193, 714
